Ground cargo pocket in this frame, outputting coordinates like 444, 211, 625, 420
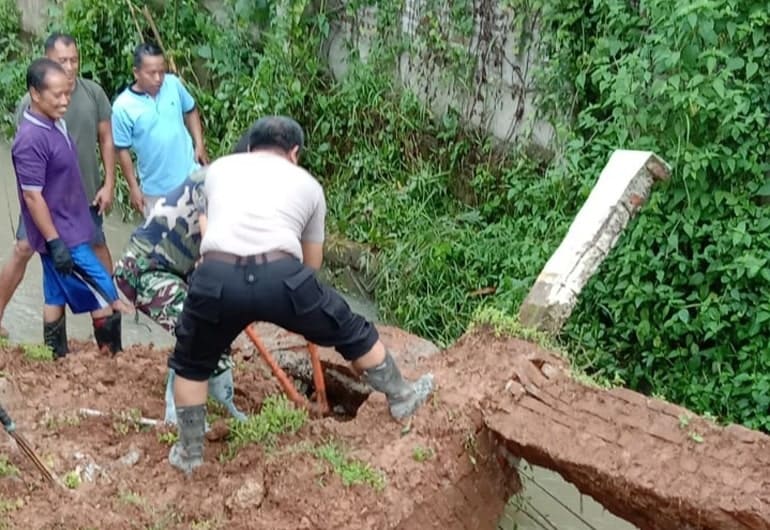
284, 267, 324, 316
321, 292, 353, 330
185, 274, 223, 323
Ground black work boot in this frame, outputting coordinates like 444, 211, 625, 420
93, 313, 122, 355
362, 352, 434, 420
43, 315, 68, 359
168, 404, 206, 474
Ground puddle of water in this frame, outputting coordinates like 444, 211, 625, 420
1, 143, 633, 530
499, 460, 639, 529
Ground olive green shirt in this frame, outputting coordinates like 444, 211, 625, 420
16, 77, 112, 202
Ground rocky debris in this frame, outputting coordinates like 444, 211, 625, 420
225, 475, 265, 512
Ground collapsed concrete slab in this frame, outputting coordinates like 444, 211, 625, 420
479, 329, 770, 530
519, 150, 671, 333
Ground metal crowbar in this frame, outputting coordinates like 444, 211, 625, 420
0, 403, 59, 486
244, 325, 330, 416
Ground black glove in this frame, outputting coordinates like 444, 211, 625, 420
45, 238, 74, 274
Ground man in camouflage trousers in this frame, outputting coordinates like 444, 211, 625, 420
114, 167, 246, 424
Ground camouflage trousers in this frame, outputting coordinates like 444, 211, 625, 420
114, 251, 233, 375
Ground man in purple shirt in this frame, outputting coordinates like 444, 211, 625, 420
12, 58, 122, 357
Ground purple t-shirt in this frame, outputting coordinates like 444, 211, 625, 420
12, 110, 93, 254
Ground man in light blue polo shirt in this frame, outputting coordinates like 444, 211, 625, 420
112, 42, 208, 217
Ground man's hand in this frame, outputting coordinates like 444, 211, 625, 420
93, 184, 114, 215
129, 185, 145, 214
195, 144, 209, 165
45, 238, 73, 274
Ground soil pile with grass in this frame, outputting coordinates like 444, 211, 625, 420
0, 323, 768, 530
0, 325, 517, 529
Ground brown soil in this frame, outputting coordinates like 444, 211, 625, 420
1, 324, 768, 530
0, 324, 518, 530
477, 328, 770, 530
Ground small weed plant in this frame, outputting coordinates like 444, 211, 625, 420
223, 394, 307, 459
63, 470, 81, 489
0, 456, 19, 478
411, 445, 434, 463
313, 441, 385, 490
21, 343, 53, 362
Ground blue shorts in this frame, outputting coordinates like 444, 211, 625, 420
41, 243, 118, 313
16, 206, 106, 246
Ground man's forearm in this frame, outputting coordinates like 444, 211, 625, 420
98, 122, 116, 189
184, 108, 205, 149
116, 148, 139, 189
22, 191, 58, 241
301, 241, 324, 270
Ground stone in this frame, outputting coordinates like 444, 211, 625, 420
226, 476, 265, 512
118, 447, 142, 467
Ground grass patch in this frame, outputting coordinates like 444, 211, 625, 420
190, 519, 221, 530
0, 456, 19, 478
113, 408, 150, 435
20, 343, 53, 362
157, 431, 178, 446
146, 509, 182, 530
63, 470, 81, 489
44, 411, 82, 431
117, 489, 146, 507
470, 307, 559, 350
313, 441, 385, 490
222, 394, 307, 460
411, 445, 434, 462
470, 306, 618, 389
0, 496, 23, 528
206, 396, 228, 424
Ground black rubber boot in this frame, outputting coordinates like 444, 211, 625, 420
93, 313, 122, 355
362, 352, 434, 420
168, 404, 206, 474
43, 315, 68, 359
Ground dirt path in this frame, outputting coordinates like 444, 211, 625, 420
0, 325, 768, 529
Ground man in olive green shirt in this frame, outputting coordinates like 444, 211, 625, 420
0, 32, 117, 336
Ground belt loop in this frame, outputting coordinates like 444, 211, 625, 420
259, 253, 268, 265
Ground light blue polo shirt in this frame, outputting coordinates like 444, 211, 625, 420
111, 74, 200, 196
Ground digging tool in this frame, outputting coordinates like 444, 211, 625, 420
244, 325, 330, 416
0, 404, 58, 486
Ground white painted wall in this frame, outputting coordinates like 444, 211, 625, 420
16, 0, 48, 35
324, 1, 554, 151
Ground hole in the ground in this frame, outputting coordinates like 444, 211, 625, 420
294, 369, 370, 420
273, 349, 371, 420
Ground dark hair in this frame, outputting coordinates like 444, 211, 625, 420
133, 42, 164, 69
247, 116, 305, 154
26, 58, 66, 91
43, 32, 76, 53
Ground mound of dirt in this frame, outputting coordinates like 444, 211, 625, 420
2, 323, 768, 530
0, 325, 519, 530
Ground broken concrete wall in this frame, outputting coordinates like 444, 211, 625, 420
518, 150, 671, 334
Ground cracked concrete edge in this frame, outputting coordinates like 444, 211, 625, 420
519, 150, 671, 334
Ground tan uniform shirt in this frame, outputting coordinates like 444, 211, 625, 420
200, 152, 326, 260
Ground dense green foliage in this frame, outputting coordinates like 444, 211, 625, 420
545, 1, 770, 431
0, 0, 768, 430
0, 0, 29, 137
